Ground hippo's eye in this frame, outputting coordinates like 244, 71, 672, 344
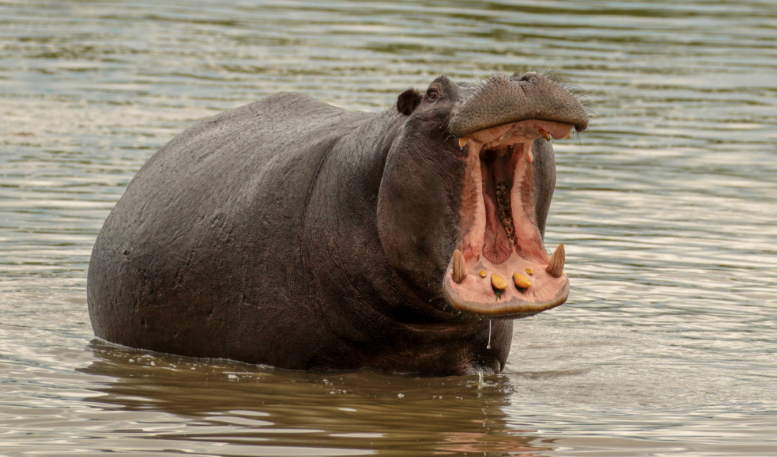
426, 88, 439, 101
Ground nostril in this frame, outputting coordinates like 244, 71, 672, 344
509, 72, 537, 82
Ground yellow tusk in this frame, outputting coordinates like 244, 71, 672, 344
546, 244, 565, 278
452, 250, 466, 283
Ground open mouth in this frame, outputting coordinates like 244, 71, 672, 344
443, 119, 572, 318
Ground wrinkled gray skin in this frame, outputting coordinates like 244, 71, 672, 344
88, 72, 582, 376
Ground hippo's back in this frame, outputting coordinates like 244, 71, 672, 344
87, 93, 370, 365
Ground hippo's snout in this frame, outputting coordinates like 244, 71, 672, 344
449, 72, 588, 138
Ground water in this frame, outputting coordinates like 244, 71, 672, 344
1, 0, 776, 455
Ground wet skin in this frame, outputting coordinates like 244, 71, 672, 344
87, 72, 588, 376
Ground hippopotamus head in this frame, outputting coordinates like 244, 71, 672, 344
376, 72, 588, 319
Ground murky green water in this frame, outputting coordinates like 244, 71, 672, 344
2, 0, 776, 455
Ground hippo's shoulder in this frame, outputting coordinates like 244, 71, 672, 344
219, 92, 348, 125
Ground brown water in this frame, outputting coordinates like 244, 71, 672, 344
1, 0, 777, 455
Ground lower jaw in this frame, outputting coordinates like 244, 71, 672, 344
443, 246, 569, 319
443, 275, 569, 319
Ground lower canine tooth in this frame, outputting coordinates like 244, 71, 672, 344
458, 137, 469, 148
491, 273, 507, 291
452, 250, 466, 283
546, 244, 566, 278
513, 272, 532, 289
539, 129, 551, 141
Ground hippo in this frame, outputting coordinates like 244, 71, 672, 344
87, 71, 588, 376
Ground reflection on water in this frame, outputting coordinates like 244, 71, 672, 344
1, 0, 777, 455
79, 342, 545, 456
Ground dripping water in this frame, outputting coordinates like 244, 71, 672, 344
487, 320, 492, 349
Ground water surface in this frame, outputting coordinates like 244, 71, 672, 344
1, 0, 776, 455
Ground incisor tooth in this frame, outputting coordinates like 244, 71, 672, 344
513, 272, 532, 289
539, 129, 551, 141
491, 273, 507, 291
458, 137, 468, 148
479, 270, 487, 278
452, 250, 466, 283
525, 268, 533, 275
546, 244, 565, 278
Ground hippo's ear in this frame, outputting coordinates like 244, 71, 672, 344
397, 89, 421, 115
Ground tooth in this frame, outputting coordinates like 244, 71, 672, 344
525, 268, 533, 275
539, 129, 551, 141
565, 132, 572, 140
458, 137, 469, 148
491, 273, 507, 291
513, 272, 532, 289
546, 244, 565, 278
479, 270, 487, 278
452, 250, 466, 283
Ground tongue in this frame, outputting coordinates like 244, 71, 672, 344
482, 206, 512, 264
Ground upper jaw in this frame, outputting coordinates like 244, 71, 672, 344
449, 72, 589, 139
457, 119, 575, 151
